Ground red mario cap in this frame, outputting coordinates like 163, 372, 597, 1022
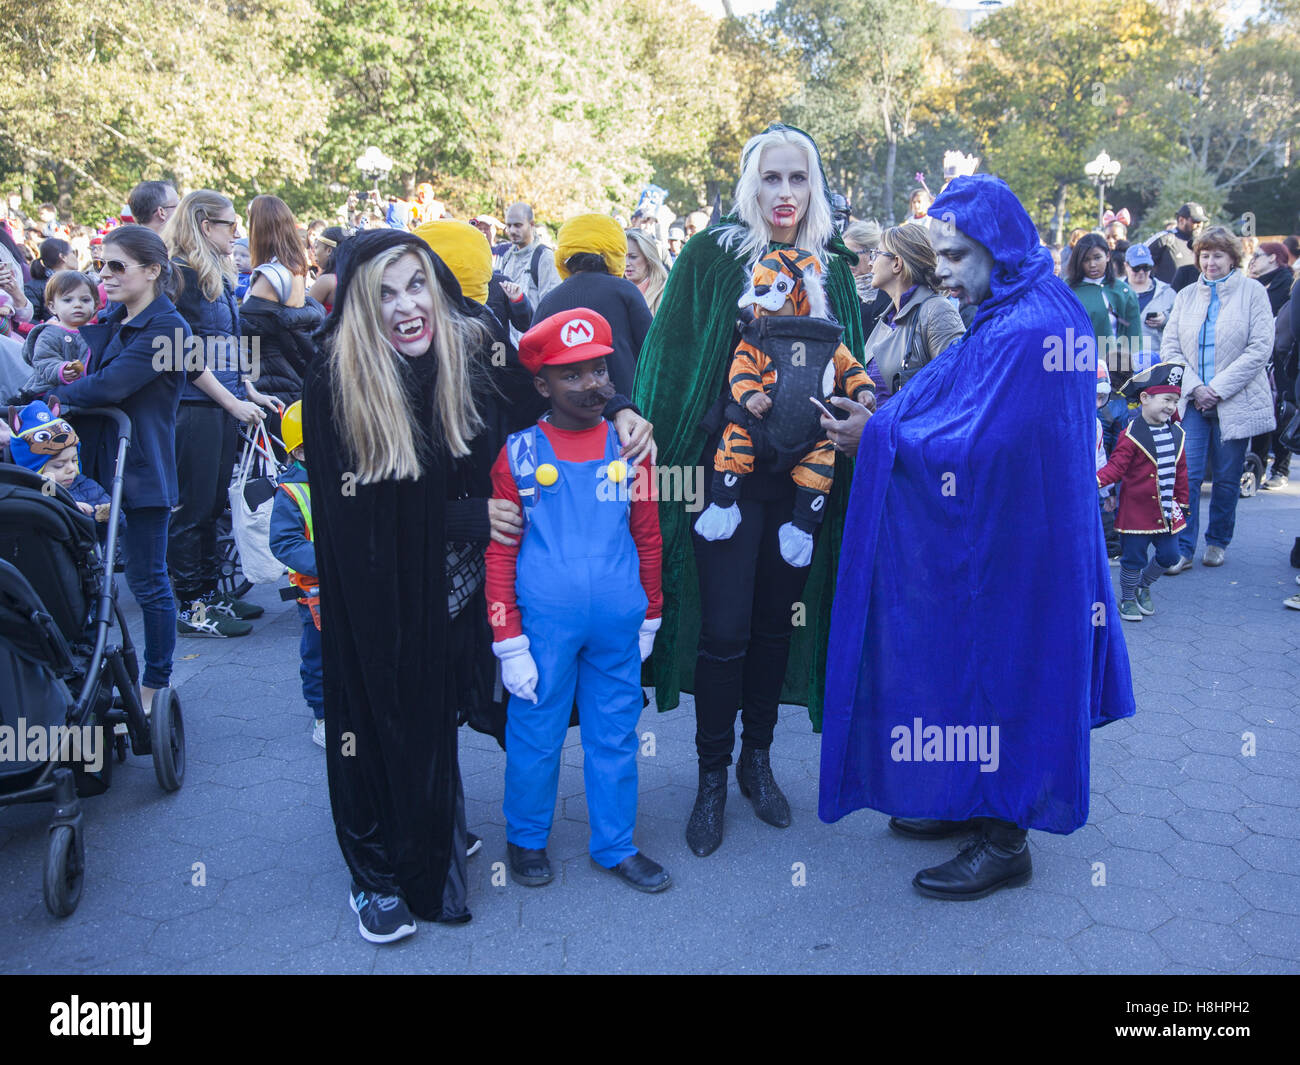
519, 309, 614, 376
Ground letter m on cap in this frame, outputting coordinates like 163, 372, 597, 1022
560, 319, 594, 347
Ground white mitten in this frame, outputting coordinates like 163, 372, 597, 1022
694, 502, 742, 541
778, 522, 814, 568
493, 635, 539, 703
638, 616, 662, 662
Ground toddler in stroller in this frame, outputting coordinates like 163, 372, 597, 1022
0, 404, 185, 918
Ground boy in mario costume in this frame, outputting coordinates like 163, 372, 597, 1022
486, 308, 670, 894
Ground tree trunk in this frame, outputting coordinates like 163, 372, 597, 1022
1053, 182, 1069, 246
883, 136, 897, 226
54, 164, 76, 221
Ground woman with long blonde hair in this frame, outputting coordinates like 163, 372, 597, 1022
632, 122, 869, 858
301, 229, 522, 942
624, 227, 667, 315
162, 189, 276, 635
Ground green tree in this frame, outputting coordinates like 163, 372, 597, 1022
964, 0, 1166, 243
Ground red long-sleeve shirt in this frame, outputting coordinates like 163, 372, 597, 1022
485, 419, 663, 641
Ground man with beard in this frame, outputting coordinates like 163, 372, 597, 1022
817, 174, 1136, 899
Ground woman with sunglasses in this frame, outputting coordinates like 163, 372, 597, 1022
55, 225, 191, 714
162, 190, 277, 637
861, 224, 965, 401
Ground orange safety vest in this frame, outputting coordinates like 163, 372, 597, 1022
279, 481, 320, 631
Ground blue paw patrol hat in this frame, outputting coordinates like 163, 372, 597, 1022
8, 398, 78, 474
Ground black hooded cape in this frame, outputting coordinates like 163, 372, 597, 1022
302, 229, 495, 919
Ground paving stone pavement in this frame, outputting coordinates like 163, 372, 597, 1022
2, 485, 1298, 974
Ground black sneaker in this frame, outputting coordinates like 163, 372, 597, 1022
466, 832, 482, 858
177, 600, 253, 638
204, 590, 264, 621
349, 882, 416, 944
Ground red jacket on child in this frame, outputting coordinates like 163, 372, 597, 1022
1096, 416, 1189, 535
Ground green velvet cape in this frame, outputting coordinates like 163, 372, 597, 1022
632, 223, 866, 730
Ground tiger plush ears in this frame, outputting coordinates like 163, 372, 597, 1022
738, 247, 829, 320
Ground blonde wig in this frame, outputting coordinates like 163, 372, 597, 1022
715, 126, 835, 272
331, 244, 487, 482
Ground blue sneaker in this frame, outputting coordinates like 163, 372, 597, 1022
349, 882, 416, 944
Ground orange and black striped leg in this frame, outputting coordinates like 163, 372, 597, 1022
695, 425, 752, 541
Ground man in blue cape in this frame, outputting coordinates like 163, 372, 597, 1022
818, 175, 1135, 900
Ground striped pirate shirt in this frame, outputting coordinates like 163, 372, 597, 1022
1150, 422, 1178, 521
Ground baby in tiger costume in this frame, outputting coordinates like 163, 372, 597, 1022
694, 247, 874, 567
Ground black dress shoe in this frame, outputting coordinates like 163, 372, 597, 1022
685, 767, 728, 857
736, 746, 791, 828
912, 836, 1032, 900
596, 851, 671, 893
507, 842, 553, 887
889, 816, 982, 840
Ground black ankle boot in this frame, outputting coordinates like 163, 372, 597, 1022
685, 767, 728, 857
736, 746, 791, 828
912, 820, 1031, 900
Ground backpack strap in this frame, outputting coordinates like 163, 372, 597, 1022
530, 244, 545, 290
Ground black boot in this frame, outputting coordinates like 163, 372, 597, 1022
736, 746, 791, 828
912, 819, 1031, 900
685, 767, 728, 857
889, 817, 982, 840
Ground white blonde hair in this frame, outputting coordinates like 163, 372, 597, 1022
330, 245, 486, 482
716, 127, 835, 271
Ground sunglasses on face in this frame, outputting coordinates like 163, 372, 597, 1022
100, 258, 143, 276
202, 215, 238, 230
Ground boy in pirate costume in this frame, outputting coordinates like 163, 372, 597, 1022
268, 400, 324, 746
486, 308, 669, 893
694, 247, 874, 567
1096, 362, 1189, 622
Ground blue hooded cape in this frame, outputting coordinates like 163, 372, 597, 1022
818, 175, 1135, 835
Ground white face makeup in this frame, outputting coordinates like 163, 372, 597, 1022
931, 227, 995, 307
379, 252, 437, 357
757, 143, 811, 242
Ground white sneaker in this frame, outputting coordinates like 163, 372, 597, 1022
1285, 593, 1300, 611
312, 719, 326, 748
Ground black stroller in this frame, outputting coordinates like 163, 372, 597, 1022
0, 406, 185, 917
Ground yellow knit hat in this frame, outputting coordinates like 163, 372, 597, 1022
414, 219, 491, 304
555, 214, 626, 280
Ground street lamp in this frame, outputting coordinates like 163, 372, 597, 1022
356, 146, 394, 196
1084, 151, 1121, 228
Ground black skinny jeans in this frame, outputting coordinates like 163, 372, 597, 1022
168, 402, 238, 603
692, 489, 819, 772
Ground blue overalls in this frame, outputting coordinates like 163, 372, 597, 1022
502, 420, 648, 867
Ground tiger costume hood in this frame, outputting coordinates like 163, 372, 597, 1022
737, 248, 829, 320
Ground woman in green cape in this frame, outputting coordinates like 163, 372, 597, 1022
632, 124, 868, 856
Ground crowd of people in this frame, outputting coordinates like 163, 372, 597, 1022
2, 125, 1298, 944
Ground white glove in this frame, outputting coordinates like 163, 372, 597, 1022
493, 635, 538, 703
638, 617, 661, 662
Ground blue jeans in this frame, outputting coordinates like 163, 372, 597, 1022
1120, 532, 1181, 571
1179, 406, 1248, 558
297, 602, 323, 721
123, 507, 176, 689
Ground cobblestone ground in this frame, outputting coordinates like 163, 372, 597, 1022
2, 485, 1298, 974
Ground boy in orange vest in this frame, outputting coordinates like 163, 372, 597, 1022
268, 400, 324, 748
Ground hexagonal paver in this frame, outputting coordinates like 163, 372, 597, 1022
1079, 884, 1174, 932
1152, 918, 1252, 971
1163, 840, 1252, 881
1161, 877, 1252, 925
1173, 779, 1247, 813
1108, 784, 1184, 819
1233, 834, 1300, 876
1231, 869, 1300, 916
1167, 808, 1251, 846
1178, 752, 1249, 784
1098, 815, 1181, 852
1068, 924, 1168, 972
